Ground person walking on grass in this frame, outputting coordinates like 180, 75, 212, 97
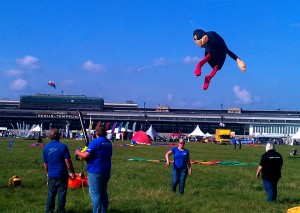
256, 142, 283, 202
75, 122, 112, 213
43, 128, 75, 213
165, 138, 192, 195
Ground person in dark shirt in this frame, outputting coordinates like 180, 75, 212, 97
256, 142, 283, 202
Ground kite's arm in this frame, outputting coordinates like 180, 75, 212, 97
226, 49, 246, 72
237, 58, 246, 72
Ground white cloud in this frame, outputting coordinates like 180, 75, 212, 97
183, 56, 200, 64
167, 93, 173, 101
154, 57, 166, 65
192, 101, 203, 107
4, 69, 24, 77
10, 79, 27, 90
137, 57, 167, 71
233, 85, 252, 104
16, 55, 39, 69
61, 79, 74, 87
82, 60, 106, 72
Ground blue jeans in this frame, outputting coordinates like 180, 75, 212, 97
263, 179, 279, 202
171, 166, 188, 194
46, 177, 68, 213
88, 172, 111, 213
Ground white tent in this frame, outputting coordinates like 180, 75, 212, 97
26, 124, 41, 138
30, 125, 41, 132
205, 132, 212, 137
189, 125, 205, 137
146, 125, 158, 140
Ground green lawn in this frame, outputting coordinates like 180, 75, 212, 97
1, 138, 300, 213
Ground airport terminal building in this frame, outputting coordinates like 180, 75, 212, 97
1, 94, 300, 138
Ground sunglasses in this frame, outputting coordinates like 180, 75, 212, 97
179, 142, 185, 145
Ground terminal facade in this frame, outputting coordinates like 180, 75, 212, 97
1, 94, 300, 138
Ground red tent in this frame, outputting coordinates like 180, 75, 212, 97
131, 131, 152, 145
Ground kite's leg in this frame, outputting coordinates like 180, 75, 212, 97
194, 54, 211, 76
203, 65, 218, 90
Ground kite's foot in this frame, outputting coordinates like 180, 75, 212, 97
203, 75, 212, 90
194, 68, 201, 77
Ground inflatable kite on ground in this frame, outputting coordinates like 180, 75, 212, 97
127, 158, 258, 166
193, 29, 246, 90
30, 143, 45, 147
48, 81, 56, 89
68, 173, 88, 188
131, 131, 152, 145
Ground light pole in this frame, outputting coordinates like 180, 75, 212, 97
220, 104, 223, 127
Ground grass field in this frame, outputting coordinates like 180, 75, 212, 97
1, 138, 300, 213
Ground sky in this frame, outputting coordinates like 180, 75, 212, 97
1, 0, 300, 111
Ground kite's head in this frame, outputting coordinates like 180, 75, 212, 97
193, 29, 208, 48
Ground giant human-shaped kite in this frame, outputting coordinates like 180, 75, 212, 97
193, 29, 246, 90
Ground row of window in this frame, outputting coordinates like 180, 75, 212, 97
252, 125, 299, 135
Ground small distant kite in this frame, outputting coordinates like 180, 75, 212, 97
193, 29, 246, 90
48, 81, 56, 89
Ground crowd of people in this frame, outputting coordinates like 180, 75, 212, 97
42, 125, 286, 212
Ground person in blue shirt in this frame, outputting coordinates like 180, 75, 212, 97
43, 128, 75, 213
165, 139, 192, 195
75, 122, 112, 213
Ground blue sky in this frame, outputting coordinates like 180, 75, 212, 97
1, 0, 300, 110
